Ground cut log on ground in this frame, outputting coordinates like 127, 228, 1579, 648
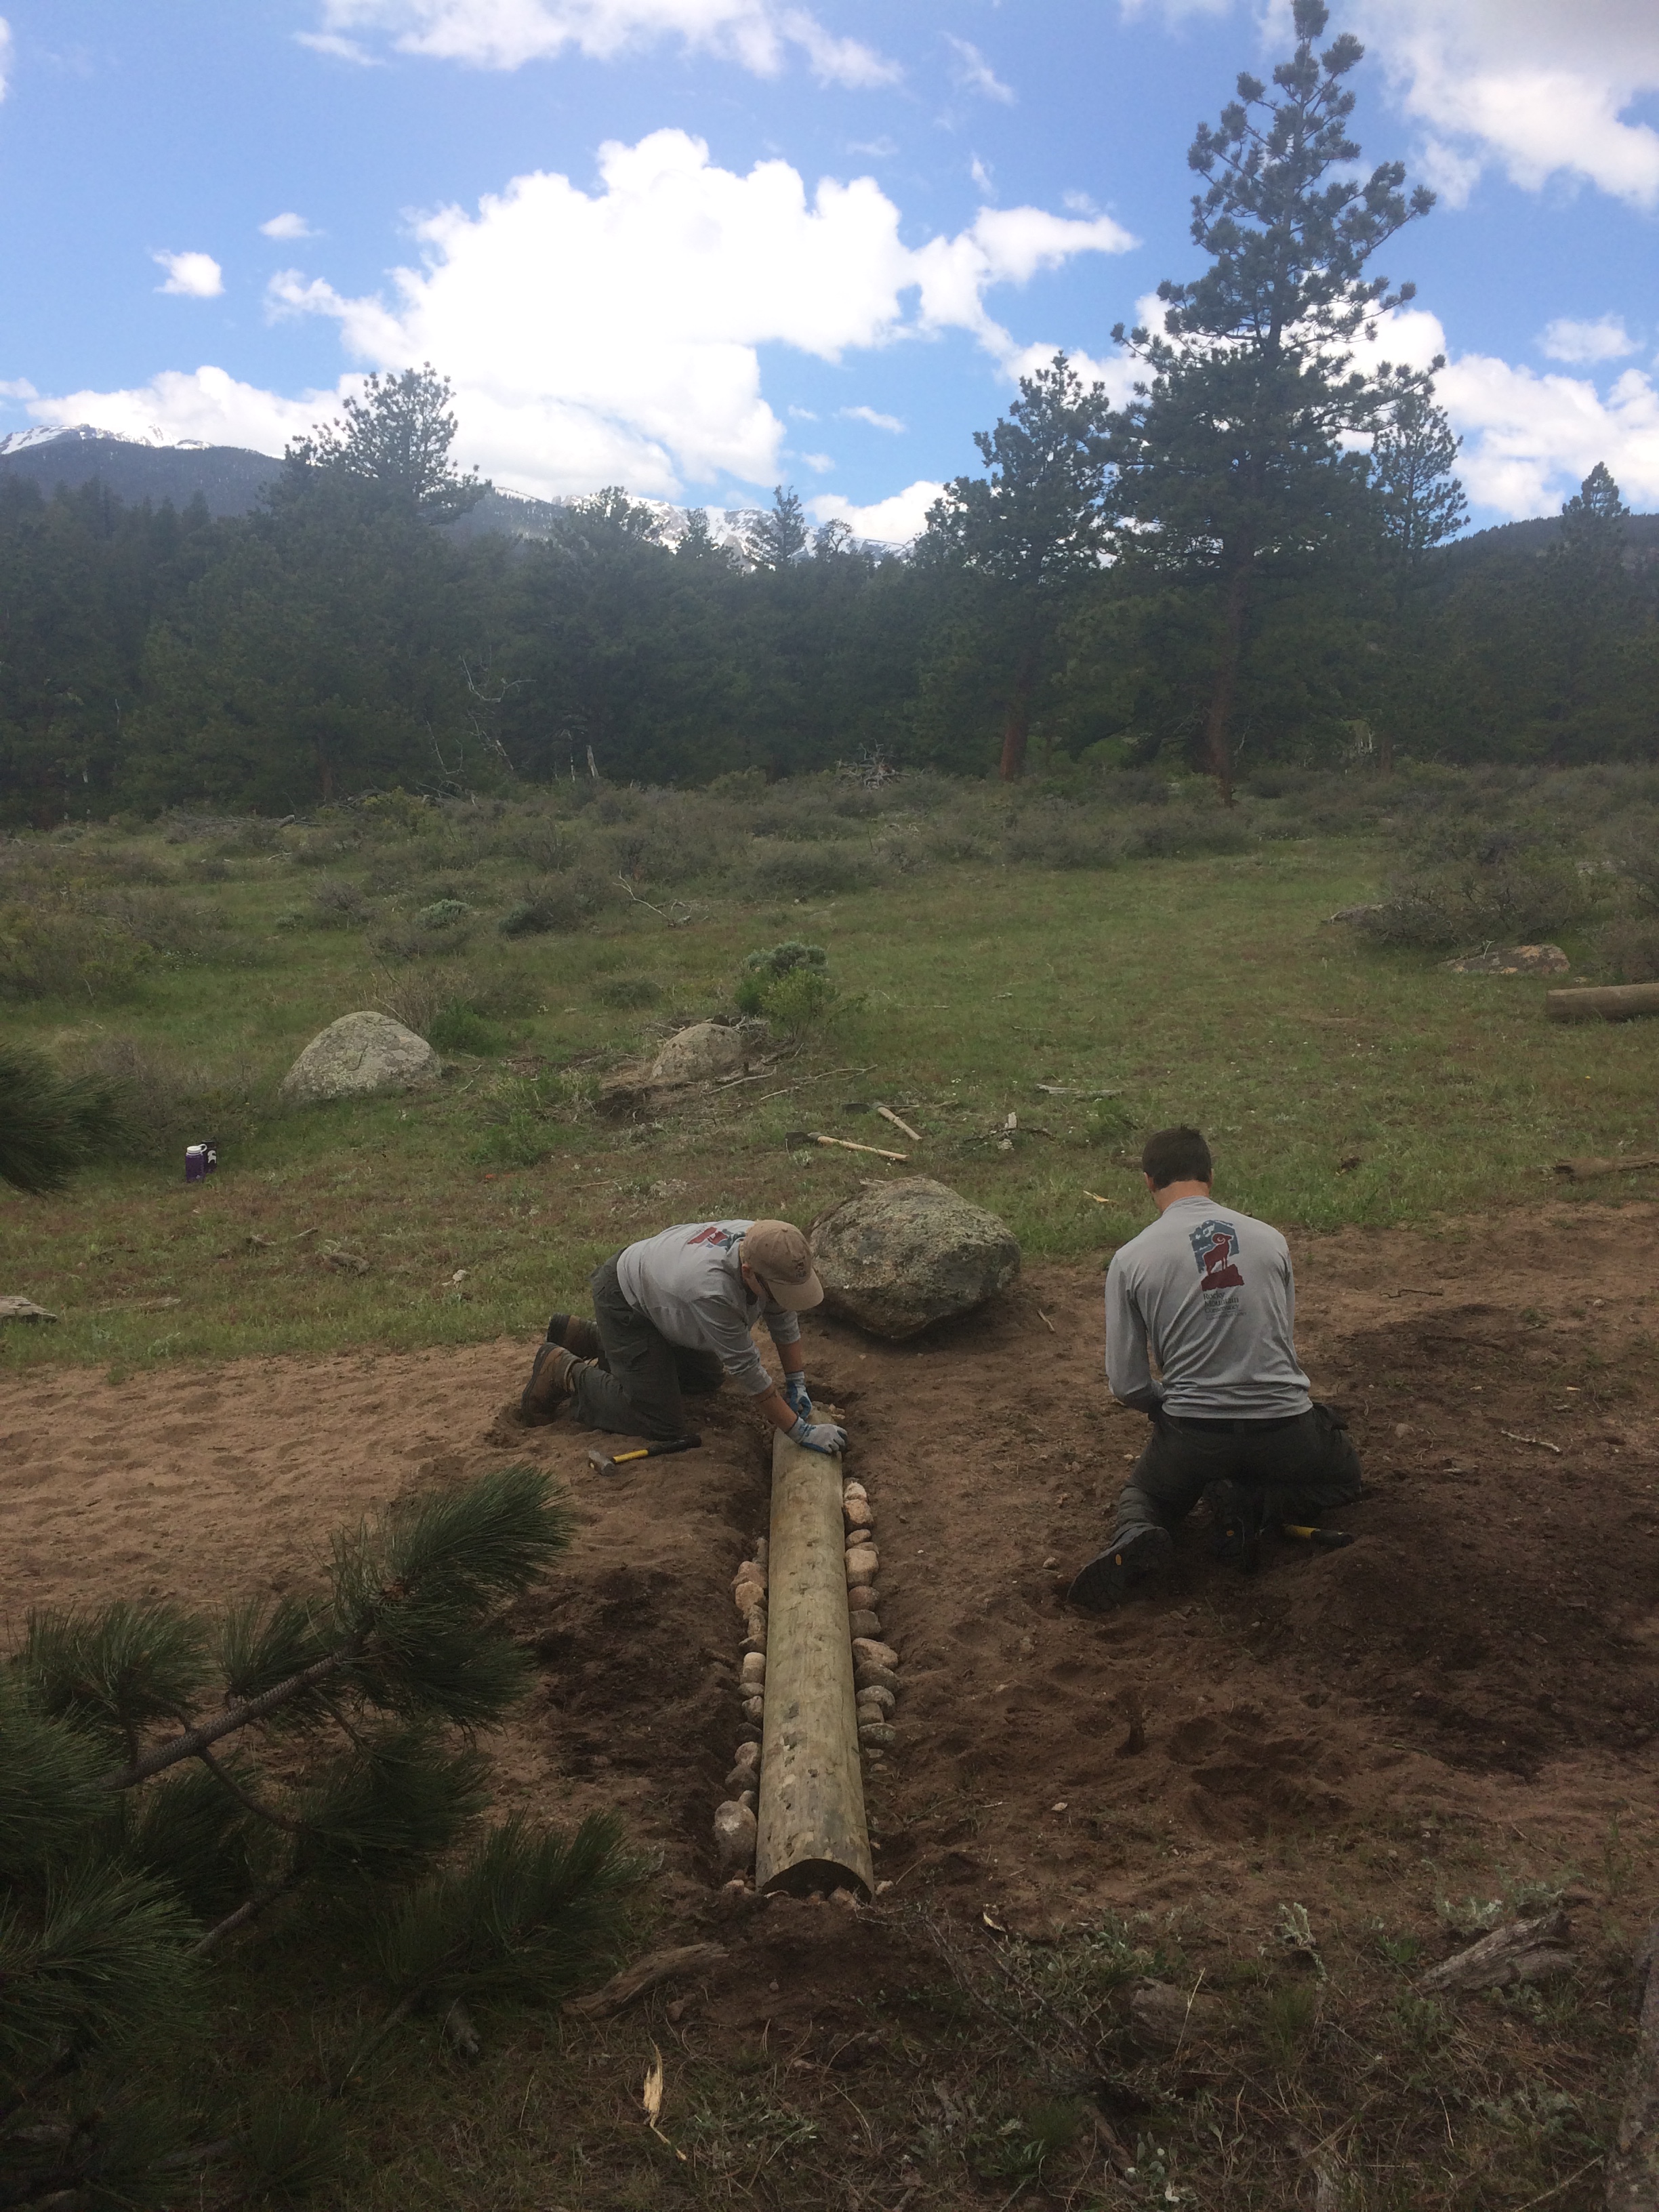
1416, 1909, 1574, 1996
565, 1942, 729, 2020
1605, 1925, 1659, 2211
1546, 983, 1659, 1024
754, 1429, 874, 1900
1555, 1155, 1659, 1181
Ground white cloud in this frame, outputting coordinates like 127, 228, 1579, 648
944, 33, 1013, 104
798, 449, 834, 472
23, 365, 338, 451
0, 17, 14, 102
153, 251, 225, 298
808, 478, 943, 545
1539, 314, 1638, 365
249, 130, 1134, 494
260, 211, 319, 241
840, 404, 905, 432
310, 0, 900, 86
970, 154, 995, 197
1441, 354, 1659, 515
26, 135, 1134, 509
1125, 0, 1659, 208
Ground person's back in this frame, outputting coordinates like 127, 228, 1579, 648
1069, 1125, 1359, 1612
1106, 1197, 1310, 1421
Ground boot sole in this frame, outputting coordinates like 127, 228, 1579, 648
1067, 1527, 1172, 1612
520, 1343, 580, 1425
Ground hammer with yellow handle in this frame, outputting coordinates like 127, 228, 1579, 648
586, 1434, 702, 1477
1282, 1523, 1355, 1549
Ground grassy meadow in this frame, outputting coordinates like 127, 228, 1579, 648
5, 764, 1659, 1376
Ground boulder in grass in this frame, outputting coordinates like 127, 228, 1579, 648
647, 1021, 750, 1087
279, 1011, 440, 1106
1445, 944, 1570, 976
810, 1177, 1021, 1340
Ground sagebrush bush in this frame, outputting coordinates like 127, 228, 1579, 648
592, 975, 662, 1008
747, 839, 881, 897
0, 904, 149, 1002
311, 877, 371, 926
1597, 918, 1659, 984
426, 1004, 511, 1054
1002, 806, 1126, 871
65, 1036, 266, 1160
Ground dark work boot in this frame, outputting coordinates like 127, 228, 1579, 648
544, 1312, 604, 1361
1066, 1525, 1172, 1612
520, 1343, 588, 1425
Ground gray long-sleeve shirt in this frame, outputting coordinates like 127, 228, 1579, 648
1104, 1195, 1311, 1420
615, 1219, 802, 1397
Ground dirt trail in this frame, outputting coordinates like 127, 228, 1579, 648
5, 1199, 1659, 2038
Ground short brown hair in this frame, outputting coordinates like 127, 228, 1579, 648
1141, 1126, 1212, 1189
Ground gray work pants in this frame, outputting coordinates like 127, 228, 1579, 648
569, 1256, 725, 1440
1111, 1406, 1362, 1539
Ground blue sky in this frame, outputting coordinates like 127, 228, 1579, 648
1, 0, 1656, 537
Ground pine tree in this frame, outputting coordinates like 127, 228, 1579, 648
1372, 389, 1467, 565
745, 485, 810, 571
920, 352, 1111, 779
0, 1465, 637, 2207
1104, 0, 1437, 799
283, 365, 489, 523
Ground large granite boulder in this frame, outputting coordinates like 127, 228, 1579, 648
647, 1021, 750, 1086
810, 1178, 1020, 1340
279, 1011, 441, 1106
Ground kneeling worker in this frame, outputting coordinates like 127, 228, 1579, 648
1069, 1126, 1360, 1610
520, 1217, 848, 1457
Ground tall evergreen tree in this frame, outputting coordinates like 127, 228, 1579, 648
920, 352, 1111, 779
1104, 0, 1436, 799
282, 365, 489, 522
745, 485, 810, 570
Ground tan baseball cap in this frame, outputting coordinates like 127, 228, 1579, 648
741, 1220, 824, 1311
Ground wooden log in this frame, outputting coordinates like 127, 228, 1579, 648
1555, 1155, 1659, 1181
754, 1429, 874, 1901
1546, 983, 1659, 1024
1607, 1925, 1659, 2211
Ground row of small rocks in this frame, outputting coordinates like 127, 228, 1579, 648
711, 1474, 902, 1880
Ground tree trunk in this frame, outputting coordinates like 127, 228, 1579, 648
1607, 1927, 1659, 2211
1202, 544, 1252, 807
998, 647, 1039, 783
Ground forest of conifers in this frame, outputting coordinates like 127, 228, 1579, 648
1, 1, 1654, 827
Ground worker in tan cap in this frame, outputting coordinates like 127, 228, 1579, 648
520, 1218, 848, 1454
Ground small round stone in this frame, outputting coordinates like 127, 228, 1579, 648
857, 1683, 895, 1713
845, 1585, 877, 1612
854, 1661, 900, 1696
858, 1722, 897, 1749
851, 1637, 899, 1671
741, 1652, 766, 1687
741, 1696, 765, 1723
714, 1799, 757, 1872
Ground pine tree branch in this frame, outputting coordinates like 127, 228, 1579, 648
192, 1743, 303, 1834
99, 1639, 363, 1792
191, 1877, 295, 1958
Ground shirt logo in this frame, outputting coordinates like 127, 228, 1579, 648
685, 1225, 741, 1251
1190, 1218, 1244, 1292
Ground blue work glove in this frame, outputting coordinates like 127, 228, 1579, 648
783, 1374, 813, 1420
789, 1413, 848, 1456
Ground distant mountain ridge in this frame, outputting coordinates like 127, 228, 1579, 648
0, 425, 765, 545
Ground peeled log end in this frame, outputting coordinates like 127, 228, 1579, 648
1417, 1910, 1573, 1995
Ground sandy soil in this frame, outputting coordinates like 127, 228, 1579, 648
5, 1200, 1659, 2114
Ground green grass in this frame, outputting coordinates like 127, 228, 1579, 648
3, 816, 1654, 1375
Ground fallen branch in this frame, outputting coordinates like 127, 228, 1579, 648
615, 874, 697, 928
565, 1943, 727, 2021
1502, 1430, 1562, 1455
1553, 1154, 1659, 1181
796, 1131, 907, 1162
1417, 1909, 1573, 1996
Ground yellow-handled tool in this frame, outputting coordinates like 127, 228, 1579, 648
586, 1434, 702, 1477
1282, 1523, 1355, 1549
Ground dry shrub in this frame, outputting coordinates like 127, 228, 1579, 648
0, 904, 149, 1002
66, 1035, 268, 1158
747, 838, 883, 897
371, 964, 476, 1036
1598, 918, 1659, 984
1002, 806, 1127, 870
310, 878, 371, 926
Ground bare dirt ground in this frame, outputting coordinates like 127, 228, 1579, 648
5, 1199, 1659, 2207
